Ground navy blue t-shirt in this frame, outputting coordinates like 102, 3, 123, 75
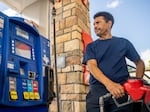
83, 36, 140, 85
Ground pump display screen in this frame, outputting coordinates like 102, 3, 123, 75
16, 41, 31, 59
16, 27, 29, 40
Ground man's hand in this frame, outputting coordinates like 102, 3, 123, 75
106, 81, 125, 98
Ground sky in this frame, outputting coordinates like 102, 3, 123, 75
89, 0, 150, 67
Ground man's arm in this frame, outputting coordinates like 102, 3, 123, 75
134, 59, 145, 78
87, 59, 125, 98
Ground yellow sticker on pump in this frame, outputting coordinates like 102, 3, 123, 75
29, 92, 35, 100
34, 92, 40, 100
10, 91, 18, 100
23, 92, 29, 100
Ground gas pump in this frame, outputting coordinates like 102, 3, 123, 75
0, 11, 54, 112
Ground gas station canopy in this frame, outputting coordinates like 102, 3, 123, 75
0, 0, 39, 13
0, 0, 52, 37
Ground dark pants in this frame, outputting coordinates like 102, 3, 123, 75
86, 84, 133, 112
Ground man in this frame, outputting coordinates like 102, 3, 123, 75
82, 11, 145, 112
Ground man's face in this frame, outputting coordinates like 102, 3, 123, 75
93, 16, 111, 37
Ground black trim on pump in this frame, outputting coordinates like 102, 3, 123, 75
45, 66, 55, 105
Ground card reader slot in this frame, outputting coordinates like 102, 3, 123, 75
28, 71, 36, 79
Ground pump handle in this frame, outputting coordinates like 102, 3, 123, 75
112, 95, 134, 107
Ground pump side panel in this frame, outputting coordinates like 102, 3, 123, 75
0, 12, 44, 107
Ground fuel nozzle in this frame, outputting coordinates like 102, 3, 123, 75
99, 93, 111, 112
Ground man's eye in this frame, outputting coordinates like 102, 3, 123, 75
97, 22, 101, 24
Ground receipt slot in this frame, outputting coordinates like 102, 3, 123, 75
0, 11, 54, 111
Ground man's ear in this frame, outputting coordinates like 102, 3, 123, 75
108, 21, 113, 28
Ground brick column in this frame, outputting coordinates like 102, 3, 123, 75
50, 0, 91, 112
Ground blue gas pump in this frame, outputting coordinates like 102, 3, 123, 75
0, 11, 54, 112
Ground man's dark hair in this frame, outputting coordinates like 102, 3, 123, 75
94, 11, 114, 27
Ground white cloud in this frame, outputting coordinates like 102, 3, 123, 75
140, 49, 150, 67
106, 0, 122, 9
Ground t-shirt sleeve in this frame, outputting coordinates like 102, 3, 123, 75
125, 40, 140, 62
82, 43, 96, 65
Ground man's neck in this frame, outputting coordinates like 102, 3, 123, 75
99, 34, 112, 40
